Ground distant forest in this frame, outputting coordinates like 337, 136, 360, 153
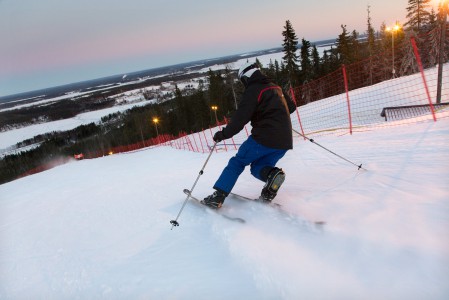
1, 0, 447, 184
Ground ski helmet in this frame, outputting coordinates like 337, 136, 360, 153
238, 61, 259, 81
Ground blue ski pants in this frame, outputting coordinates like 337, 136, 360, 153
213, 136, 287, 194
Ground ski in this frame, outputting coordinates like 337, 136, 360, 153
183, 189, 245, 224
229, 192, 282, 207
229, 192, 325, 227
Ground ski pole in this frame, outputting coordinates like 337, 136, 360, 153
292, 128, 366, 171
170, 142, 217, 229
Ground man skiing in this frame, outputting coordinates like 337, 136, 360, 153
203, 61, 297, 209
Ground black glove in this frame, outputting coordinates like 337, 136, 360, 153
213, 131, 225, 143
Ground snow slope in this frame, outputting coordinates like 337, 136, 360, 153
1, 113, 448, 299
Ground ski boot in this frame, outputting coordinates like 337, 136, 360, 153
202, 189, 227, 209
260, 167, 285, 202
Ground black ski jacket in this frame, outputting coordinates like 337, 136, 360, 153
222, 71, 297, 150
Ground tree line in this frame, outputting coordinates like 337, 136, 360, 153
268, 0, 448, 103
0, 69, 244, 184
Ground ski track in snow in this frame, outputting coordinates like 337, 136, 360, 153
1, 116, 449, 299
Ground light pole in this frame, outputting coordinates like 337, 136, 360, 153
211, 105, 219, 125
386, 23, 401, 78
153, 117, 160, 144
436, 0, 448, 104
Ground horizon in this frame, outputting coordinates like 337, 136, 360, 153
0, 44, 286, 101
1, 37, 341, 101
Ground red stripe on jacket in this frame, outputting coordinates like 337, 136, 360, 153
257, 86, 281, 103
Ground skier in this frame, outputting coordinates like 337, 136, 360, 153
203, 61, 297, 209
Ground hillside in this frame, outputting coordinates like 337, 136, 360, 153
0, 112, 448, 299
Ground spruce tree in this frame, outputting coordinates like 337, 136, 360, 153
433, 1, 448, 103
321, 50, 331, 75
399, 30, 421, 75
404, 0, 432, 31
173, 85, 190, 132
311, 45, 321, 79
428, 8, 438, 27
366, 5, 377, 85
274, 60, 281, 84
336, 25, 353, 65
281, 20, 300, 87
366, 5, 377, 57
223, 66, 239, 110
427, 4, 449, 66
255, 58, 263, 69
351, 30, 361, 62
266, 59, 276, 80
299, 38, 313, 83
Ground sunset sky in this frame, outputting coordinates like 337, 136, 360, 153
0, 0, 441, 97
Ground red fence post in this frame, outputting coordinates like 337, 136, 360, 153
244, 125, 249, 137
177, 135, 182, 149
342, 65, 353, 135
182, 133, 187, 151
202, 130, 210, 150
185, 135, 194, 152
410, 37, 437, 122
197, 131, 205, 153
191, 131, 199, 152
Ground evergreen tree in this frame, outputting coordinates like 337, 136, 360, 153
399, 30, 421, 75
207, 69, 236, 121
351, 30, 362, 62
378, 22, 394, 80
299, 38, 313, 83
311, 45, 321, 79
207, 68, 221, 119
265, 59, 283, 85
281, 20, 300, 87
321, 50, 330, 75
366, 5, 377, 56
427, 4, 449, 66
223, 66, 239, 110
274, 60, 281, 78
404, 0, 432, 31
428, 8, 438, 27
266, 59, 276, 80
424, 1, 449, 104
255, 58, 263, 69
321, 46, 340, 73
190, 90, 210, 131
366, 5, 377, 85
173, 85, 191, 131
336, 25, 354, 65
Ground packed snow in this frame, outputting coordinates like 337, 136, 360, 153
1, 108, 448, 298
